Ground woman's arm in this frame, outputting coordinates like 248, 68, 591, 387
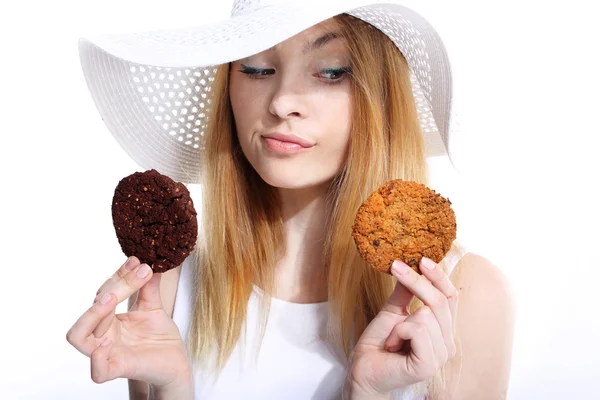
441, 253, 516, 399
127, 265, 183, 400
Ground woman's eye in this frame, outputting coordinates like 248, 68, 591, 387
319, 67, 352, 83
239, 65, 274, 77
238, 64, 352, 84
321, 68, 349, 81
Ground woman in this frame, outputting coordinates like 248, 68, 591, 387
68, 1, 515, 398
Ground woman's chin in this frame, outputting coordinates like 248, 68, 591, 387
258, 171, 333, 191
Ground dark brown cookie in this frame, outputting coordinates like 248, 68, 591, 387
352, 179, 456, 274
111, 169, 198, 273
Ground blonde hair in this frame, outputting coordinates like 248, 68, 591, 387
189, 13, 461, 398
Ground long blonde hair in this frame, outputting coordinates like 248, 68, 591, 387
189, 13, 460, 397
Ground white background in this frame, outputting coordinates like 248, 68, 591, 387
1, 0, 599, 398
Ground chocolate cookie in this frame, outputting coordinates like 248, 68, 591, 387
111, 169, 198, 273
352, 179, 456, 274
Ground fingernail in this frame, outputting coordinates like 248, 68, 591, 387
391, 260, 409, 276
421, 257, 436, 270
124, 256, 136, 271
137, 264, 151, 278
100, 293, 111, 305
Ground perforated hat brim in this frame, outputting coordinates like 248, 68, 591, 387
79, 0, 454, 183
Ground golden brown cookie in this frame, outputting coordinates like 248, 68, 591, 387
352, 179, 456, 274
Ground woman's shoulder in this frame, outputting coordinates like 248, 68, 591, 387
450, 252, 515, 314
451, 252, 512, 295
446, 252, 516, 398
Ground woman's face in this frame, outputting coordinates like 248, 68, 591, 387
229, 20, 352, 190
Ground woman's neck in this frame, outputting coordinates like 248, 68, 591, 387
273, 184, 330, 303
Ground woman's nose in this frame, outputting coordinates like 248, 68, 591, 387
268, 74, 308, 119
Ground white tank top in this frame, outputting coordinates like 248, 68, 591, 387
172, 249, 464, 399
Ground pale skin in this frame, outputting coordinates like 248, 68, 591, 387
66, 19, 515, 400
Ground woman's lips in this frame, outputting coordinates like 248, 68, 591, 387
261, 132, 315, 154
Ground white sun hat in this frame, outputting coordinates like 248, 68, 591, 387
78, 0, 456, 184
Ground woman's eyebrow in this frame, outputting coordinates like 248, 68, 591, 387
302, 32, 340, 54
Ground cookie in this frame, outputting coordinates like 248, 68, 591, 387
111, 169, 198, 273
352, 179, 456, 274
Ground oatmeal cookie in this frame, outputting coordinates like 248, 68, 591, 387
352, 179, 456, 274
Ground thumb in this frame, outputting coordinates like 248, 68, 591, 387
381, 278, 413, 317
135, 272, 163, 311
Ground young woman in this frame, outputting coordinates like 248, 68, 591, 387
68, 1, 515, 398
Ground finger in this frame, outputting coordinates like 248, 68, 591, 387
419, 257, 460, 329
91, 258, 144, 339
94, 263, 155, 339
391, 260, 454, 355
90, 338, 128, 383
90, 338, 113, 383
380, 279, 414, 317
384, 320, 433, 357
93, 257, 141, 304
67, 293, 116, 357
383, 321, 436, 386
92, 310, 115, 339
404, 306, 449, 365
383, 307, 443, 352
132, 273, 163, 311
102, 263, 153, 306
383, 324, 407, 354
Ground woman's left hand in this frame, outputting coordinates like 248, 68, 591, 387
345, 257, 459, 399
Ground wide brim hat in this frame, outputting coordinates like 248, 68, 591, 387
78, 0, 456, 184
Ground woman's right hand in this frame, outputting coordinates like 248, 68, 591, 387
66, 257, 193, 397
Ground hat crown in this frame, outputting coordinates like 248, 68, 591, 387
231, 0, 261, 17
231, 0, 303, 17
